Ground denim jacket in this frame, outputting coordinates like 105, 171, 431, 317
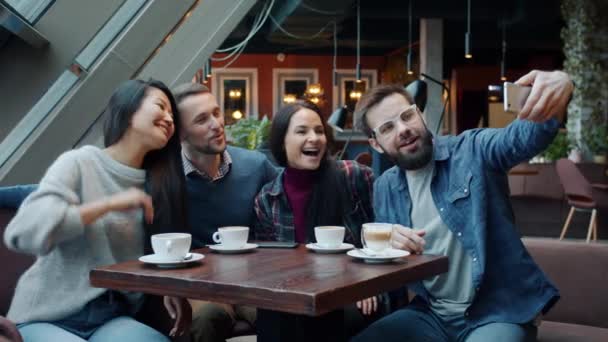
254, 160, 374, 244
374, 118, 561, 327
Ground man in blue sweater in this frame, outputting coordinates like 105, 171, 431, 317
172, 83, 277, 342
351, 70, 573, 342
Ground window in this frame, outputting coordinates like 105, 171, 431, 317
211, 68, 259, 123
332, 69, 377, 141
272, 68, 318, 114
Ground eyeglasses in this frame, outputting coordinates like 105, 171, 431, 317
371, 104, 420, 138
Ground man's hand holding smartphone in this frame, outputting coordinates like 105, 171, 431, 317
510, 70, 574, 123
504, 82, 531, 114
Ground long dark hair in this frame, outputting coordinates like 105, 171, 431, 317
270, 100, 349, 241
103, 79, 189, 249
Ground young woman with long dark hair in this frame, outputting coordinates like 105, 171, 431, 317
4, 79, 190, 341
254, 100, 382, 337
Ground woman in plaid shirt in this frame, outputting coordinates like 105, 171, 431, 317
253, 100, 382, 337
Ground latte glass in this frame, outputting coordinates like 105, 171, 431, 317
361, 223, 393, 253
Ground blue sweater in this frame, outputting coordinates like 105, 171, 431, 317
186, 146, 278, 247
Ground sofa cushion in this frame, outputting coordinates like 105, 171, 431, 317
539, 321, 608, 342
523, 237, 608, 328
0, 209, 34, 315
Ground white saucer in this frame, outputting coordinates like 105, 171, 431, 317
306, 243, 355, 254
139, 252, 204, 268
209, 243, 258, 254
347, 248, 410, 263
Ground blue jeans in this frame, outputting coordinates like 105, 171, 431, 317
351, 299, 537, 342
19, 316, 169, 342
18, 292, 168, 342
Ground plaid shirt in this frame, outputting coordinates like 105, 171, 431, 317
254, 160, 374, 245
182, 150, 232, 181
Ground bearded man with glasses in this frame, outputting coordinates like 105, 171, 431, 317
351, 70, 574, 342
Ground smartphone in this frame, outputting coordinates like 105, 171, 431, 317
256, 241, 299, 248
503, 82, 532, 113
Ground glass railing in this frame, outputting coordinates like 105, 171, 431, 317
0, 0, 148, 169
3, 0, 55, 24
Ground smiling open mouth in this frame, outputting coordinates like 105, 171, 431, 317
302, 148, 321, 157
399, 136, 418, 148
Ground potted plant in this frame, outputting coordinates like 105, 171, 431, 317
540, 131, 570, 162
584, 125, 608, 164
562, 0, 608, 164
225, 116, 274, 161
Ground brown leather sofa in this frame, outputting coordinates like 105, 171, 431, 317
0, 208, 30, 342
523, 237, 608, 341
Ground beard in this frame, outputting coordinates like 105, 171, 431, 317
196, 142, 226, 155
187, 133, 227, 155
389, 128, 434, 170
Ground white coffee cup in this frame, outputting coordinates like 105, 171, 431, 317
361, 223, 393, 253
212, 226, 249, 248
314, 226, 345, 248
151, 233, 191, 261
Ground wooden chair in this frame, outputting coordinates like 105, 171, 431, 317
555, 158, 607, 242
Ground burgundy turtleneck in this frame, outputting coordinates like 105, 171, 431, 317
283, 167, 317, 243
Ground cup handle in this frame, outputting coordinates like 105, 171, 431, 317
166, 240, 173, 254
212, 232, 222, 244
361, 228, 367, 249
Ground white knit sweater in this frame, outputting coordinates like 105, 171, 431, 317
4, 145, 146, 324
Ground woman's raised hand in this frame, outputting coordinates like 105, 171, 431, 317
79, 187, 154, 225
106, 188, 154, 223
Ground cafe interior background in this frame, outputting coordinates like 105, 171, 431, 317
1, 1, 607, 250
200, 0, 608, 241
1, 1, 608, 341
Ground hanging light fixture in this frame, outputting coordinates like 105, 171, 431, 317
304, 83, 325, 106
349, 81, 365, 100
194, 68, 204, 84
500, 19, 507, 81
464, 0, 472, 59
333, 21, 338, 87
349, 89, 362, 100
202, 62, 209, 83
406, 0, 413, 75
306, 83, 322, 95
206, 59, 212, 78
229, 89, 242, 99
283, 94, 297, 103
355, 0, 362, 82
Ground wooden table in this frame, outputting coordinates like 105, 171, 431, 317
90, 246, 448, 341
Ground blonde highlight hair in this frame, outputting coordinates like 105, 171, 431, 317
172, 82, 210, 106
